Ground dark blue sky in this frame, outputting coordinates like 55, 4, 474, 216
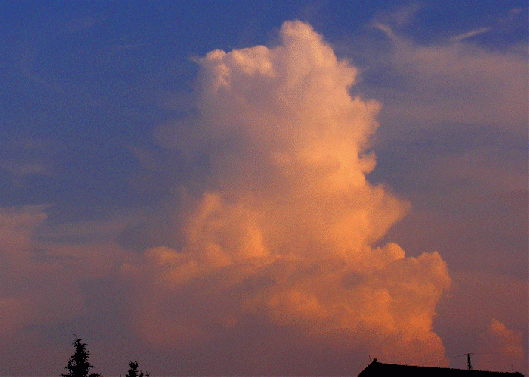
1, 1, 525, 215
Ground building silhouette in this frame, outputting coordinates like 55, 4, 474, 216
358, 359, 525, 377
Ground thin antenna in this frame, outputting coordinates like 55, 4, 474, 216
450, 352, 477, 370
467, 353, 474, 370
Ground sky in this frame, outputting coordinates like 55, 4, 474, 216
0, 1, 527, 376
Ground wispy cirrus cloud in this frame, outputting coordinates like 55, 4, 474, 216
451, 27, 492, 42
367, 24, 527, 137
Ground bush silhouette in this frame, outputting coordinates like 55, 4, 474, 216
125, 361, 149, 377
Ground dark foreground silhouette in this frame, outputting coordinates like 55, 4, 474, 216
62, 338, 101, 377
61, 338, 523, 376
62, 338, 149, 377
359, 359, 525, 377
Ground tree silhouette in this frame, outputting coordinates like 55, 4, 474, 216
125, 361, 149, 377
62, 338, 101, 377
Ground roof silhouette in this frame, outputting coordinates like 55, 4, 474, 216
358, 359, 525, 377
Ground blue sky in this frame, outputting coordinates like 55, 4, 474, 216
0, 1, 527, 375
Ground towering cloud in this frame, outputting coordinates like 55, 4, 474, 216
124, 21, 451, 373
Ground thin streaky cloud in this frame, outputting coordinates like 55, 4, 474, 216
451, 27, 492, 42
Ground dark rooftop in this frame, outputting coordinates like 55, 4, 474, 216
358, 359, 525, 377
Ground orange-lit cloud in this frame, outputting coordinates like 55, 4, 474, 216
0, 206, 125, 338
479, 319, 526, 373
0, 206, 80, 336
123, 21, 451, 368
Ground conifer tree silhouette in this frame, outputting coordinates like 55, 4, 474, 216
62, 338, 101, 377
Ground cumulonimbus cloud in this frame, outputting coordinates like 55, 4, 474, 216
123, 21, 451, 369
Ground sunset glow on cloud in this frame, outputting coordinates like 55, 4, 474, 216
0, 206, 82, 336
479, 319, 525, 372
122, 21, 451, 368
0, 2, 526, 376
